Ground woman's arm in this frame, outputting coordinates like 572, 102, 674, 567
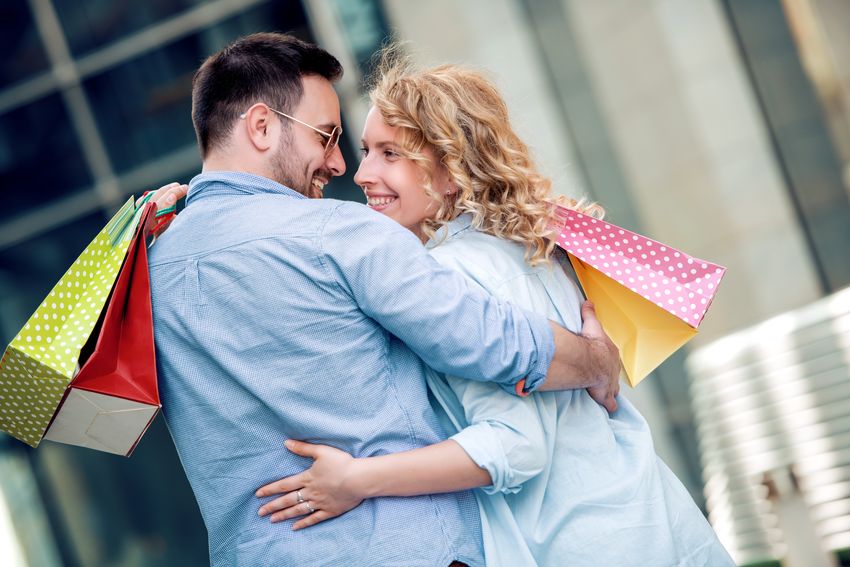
255, 438, 490, 530
256, 374, 550, 529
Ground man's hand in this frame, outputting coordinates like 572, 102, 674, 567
579, 301, 620, 413
537, 301, 621, 413
137, 182, 188, 238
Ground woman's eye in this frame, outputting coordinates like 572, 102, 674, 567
359, 147, 368, 156
384, 150, 399, 160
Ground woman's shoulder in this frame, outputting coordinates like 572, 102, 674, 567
430, 224, 533, 281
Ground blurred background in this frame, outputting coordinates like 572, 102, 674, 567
1, 0, 850, 565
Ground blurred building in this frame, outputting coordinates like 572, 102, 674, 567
1, 0, 849, 565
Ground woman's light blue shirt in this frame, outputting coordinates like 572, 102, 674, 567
425, 215, 734, 567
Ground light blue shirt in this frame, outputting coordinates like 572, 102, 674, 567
426, 215, 735, 567
148, 172, 555, 567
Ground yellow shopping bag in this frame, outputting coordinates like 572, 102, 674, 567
553, 206, 726, 386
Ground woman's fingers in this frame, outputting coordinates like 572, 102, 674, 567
257, 490, 300, 517
269, 500, 317, 523
284, 439, 323, 458
292, 510, 333, 531
256, 472, 304, 497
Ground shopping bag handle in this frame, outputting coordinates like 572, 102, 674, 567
140, 190, 178, 236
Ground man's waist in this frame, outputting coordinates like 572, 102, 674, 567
208, 493, 482, 566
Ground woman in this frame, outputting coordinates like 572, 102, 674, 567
254, 57, 733, 566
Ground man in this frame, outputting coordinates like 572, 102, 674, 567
149, 33, 619, 566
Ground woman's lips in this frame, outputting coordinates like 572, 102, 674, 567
367, 195, 398, 211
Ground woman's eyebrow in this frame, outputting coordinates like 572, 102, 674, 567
361, 139, 397, 148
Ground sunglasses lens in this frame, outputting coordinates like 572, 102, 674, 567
325, 128, 341, 156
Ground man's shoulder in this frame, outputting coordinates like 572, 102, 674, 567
321, 199, 407, 228
318, 199, 419, 245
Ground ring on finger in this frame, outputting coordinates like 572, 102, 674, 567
296, 490, 305, 504
306, 502, 316, 514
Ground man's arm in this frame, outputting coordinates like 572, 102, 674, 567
541, 302, 620, 411
321, 203, 620, 400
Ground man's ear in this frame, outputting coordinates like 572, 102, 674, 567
241, 104, 276, 152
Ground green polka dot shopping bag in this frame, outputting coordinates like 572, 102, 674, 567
0, 195, 170, 455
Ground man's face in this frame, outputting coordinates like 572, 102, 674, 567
271, 75, 346, 198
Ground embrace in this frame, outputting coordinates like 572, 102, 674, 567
148, 33, 733, 566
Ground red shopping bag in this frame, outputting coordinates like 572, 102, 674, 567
42, 202, 161, 456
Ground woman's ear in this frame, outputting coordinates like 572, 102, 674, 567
434, 164, 458, 196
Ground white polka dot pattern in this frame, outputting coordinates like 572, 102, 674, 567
553, 207, 726, 327
0, 197, 141, 447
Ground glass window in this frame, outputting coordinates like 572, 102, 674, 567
83, 0, 314, 175
0, 0, 50, 88
330, 0, 391, 80
82, 37, 198, 174
0, 94, 92, 222
54, 0, 205, 57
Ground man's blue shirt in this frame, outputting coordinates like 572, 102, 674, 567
148, 171, 554, 566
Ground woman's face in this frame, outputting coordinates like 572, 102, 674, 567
354, 107, 448, 240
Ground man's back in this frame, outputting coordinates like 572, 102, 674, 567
149, 172, 559, 566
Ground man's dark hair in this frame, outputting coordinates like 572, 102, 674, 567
191, 32, 343, 157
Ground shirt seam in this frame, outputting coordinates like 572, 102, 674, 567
149, 234, 313, 267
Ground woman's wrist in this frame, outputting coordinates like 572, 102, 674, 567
343, 457, 381, 499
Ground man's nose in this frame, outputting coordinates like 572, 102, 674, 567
327, 143, 346, 177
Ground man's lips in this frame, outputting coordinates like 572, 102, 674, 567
311, 177, 328, 194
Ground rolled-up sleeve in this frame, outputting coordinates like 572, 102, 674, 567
445, 375, 549, 494
320, 203, 552, 391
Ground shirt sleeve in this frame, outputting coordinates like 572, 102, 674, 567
319, 202, 553, 392
427, 234, 566, 495
445, 375, 549, 494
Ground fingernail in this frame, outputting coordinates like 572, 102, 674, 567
284, 440, 292, 448
258, 508, 266, 516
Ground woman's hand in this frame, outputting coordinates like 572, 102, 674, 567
255, 440, 365, 530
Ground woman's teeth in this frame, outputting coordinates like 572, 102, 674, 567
368, 196, 397, 206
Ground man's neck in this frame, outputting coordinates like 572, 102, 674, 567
202, 152, 266, 178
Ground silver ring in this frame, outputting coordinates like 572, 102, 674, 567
306, 502, 316, 514
296, 490, 305, 504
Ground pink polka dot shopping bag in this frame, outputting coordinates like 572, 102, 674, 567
553, 205, 727, 386
0, 196, 167, 455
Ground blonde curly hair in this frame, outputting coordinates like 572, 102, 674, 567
368, 48, 603, 265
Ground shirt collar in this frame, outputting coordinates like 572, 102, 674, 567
427, 213, 474, 249
187, 171, 307, 206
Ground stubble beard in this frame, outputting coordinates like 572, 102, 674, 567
271, 131, 311, 197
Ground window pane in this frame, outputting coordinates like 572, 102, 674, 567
83, 0, 313, 174
54, 0, 204, 57
0, 93, 92, 222
0, 0, 50, 87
